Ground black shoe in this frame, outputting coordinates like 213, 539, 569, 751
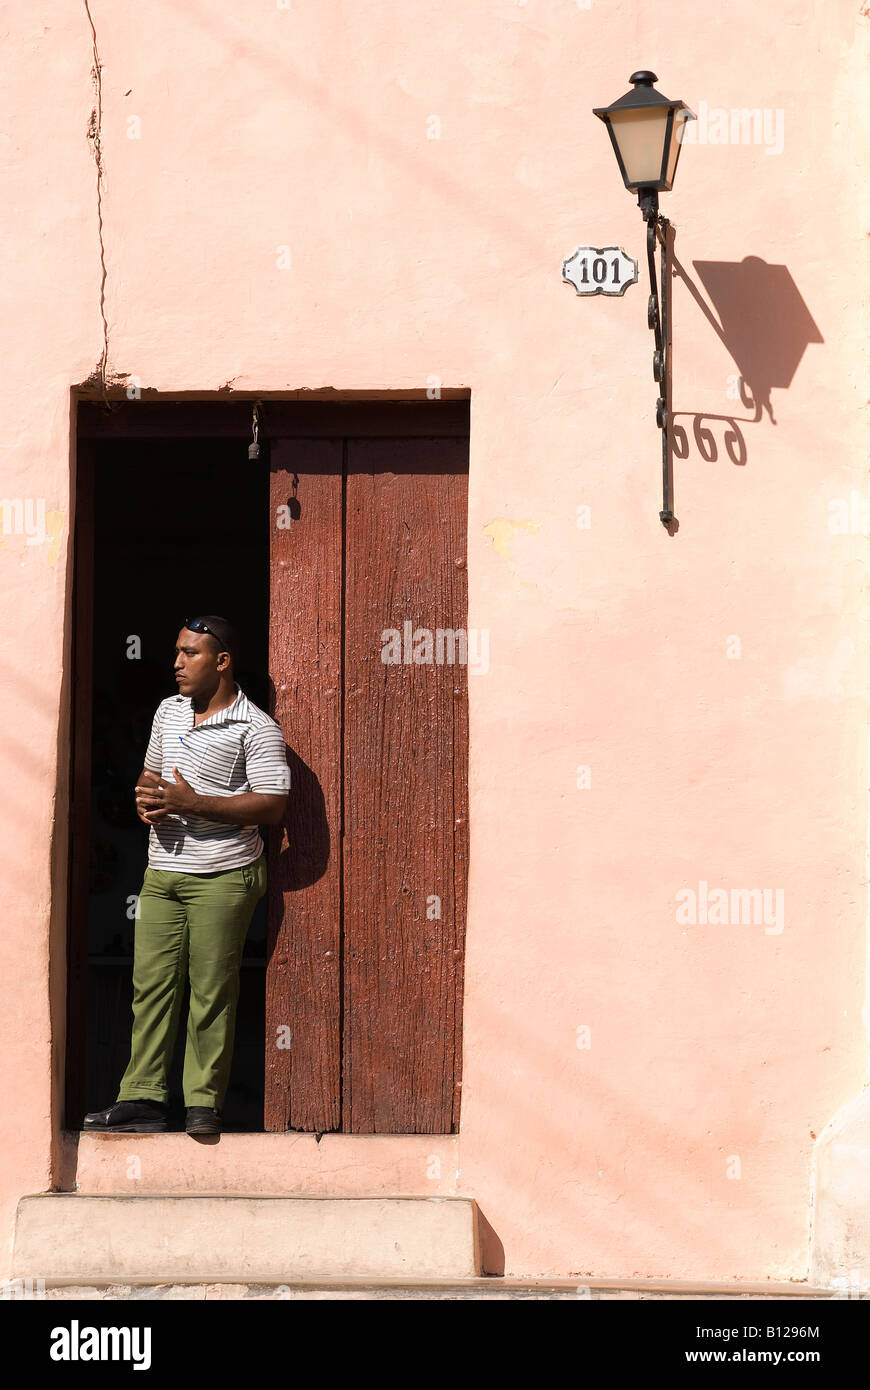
82, 1099, 169, 1133
185, 1106, 221, 1135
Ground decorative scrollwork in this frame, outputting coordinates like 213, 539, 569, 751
693, 415, 716, 462
670, 413, 749, 467
722, 419, 747, 466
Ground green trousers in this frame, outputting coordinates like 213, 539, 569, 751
117, 854, 267, 1110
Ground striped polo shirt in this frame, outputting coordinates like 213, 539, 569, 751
142, 682, 291, 873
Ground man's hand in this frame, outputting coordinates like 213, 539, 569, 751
135, 766, 199, 821
135, 770, 167, 825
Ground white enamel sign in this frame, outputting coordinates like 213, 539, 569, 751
562, 245, 638, 297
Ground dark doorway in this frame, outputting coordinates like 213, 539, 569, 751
79, 437, 269, 1131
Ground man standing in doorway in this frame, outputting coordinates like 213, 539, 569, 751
84, 616, 290, 1135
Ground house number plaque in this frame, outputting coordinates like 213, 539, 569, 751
562, 245, 638, 297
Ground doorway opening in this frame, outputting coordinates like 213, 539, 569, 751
77, 436, 269, 1131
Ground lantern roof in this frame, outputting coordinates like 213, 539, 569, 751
593, 71, 684, 121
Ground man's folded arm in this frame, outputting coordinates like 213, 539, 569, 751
190, 790, 288, 826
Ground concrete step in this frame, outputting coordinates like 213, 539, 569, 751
7, 1276, 837, 1301
11, 1195, 481, 1283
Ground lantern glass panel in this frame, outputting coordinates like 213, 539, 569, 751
608, 107, 670, 186
665, 109, 692, 186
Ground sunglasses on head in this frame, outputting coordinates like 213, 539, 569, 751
184, 617, 224, 646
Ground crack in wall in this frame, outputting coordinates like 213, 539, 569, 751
83, 0, 110, 399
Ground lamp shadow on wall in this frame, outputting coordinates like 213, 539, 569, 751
669, 254, 823, 469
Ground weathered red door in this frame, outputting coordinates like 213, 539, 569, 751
266, 404, 469, 1133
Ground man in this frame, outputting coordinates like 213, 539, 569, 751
83, 616, 290, 1136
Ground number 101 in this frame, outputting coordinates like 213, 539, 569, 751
576, 255, 622, 286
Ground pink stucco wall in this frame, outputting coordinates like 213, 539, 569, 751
1, 1, 868, 1281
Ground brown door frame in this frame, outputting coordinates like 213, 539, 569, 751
65, 436, 95, 1128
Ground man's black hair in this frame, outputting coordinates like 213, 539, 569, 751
191, 615, 240, 674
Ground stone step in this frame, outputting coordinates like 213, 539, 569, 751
7, 1276, 836, 1302
11, 1195, 481, 1283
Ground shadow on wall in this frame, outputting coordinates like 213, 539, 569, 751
670, 254, 824, 468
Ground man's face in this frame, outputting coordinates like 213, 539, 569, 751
174, 627, 226, 696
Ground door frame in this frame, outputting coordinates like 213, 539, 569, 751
66, 394, 471, 1130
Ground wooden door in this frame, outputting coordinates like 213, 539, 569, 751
266, 410, 469, 1133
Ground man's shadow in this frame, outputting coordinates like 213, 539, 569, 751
267, 744, 330, 897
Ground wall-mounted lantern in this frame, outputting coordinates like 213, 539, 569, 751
593, 72, 695, 526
